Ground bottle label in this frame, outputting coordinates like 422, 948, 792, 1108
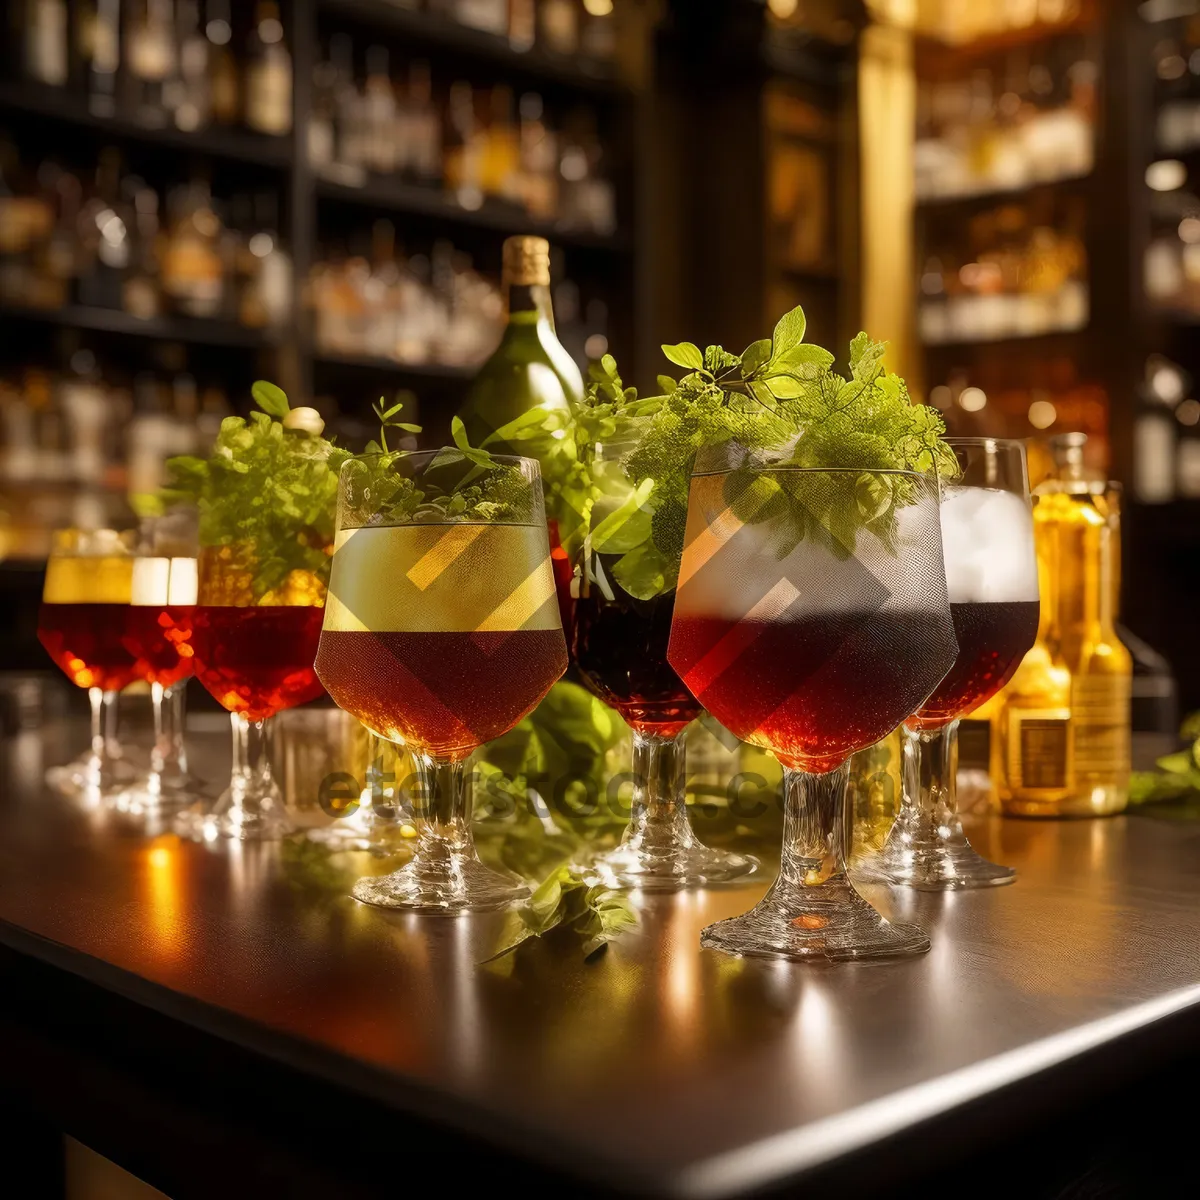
1071, 675, 1131, 786
1008, 708, 1071, 791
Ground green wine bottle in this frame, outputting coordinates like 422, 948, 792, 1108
457, 235, 583, 449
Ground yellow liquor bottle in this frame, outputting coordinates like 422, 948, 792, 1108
992, 434, 1131, 816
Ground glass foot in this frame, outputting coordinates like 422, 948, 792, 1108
700, 876, 930, 962
352, 853, 528, 913
864, 817, 1016, 891
588, 837, 757, 892
176, 785, 294, 842
307, 809, 412, 855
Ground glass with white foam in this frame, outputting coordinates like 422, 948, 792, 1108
867, 438, 1040, 890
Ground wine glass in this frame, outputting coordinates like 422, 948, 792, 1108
866, 438, 1038, 889
315, 449, 568, 911
118, 512, 201, 812
185, 541, 327, 841
668, 449, 959, 960
569, 442, 756, 890
38, 528, 140, 798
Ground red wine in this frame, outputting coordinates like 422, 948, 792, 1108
39, 603, 140, 692
316, 628, 568, 761
669, 611, 951, 773
908, 600, 1039, 732
124, 605, 196, 688
571, 589, 702, 737
192, 605, 325, 721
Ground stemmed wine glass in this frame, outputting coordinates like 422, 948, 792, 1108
569, 441, 756, 890
39, 528, 140, 798
184, 541, 327, 841
668, 449, 959, 960
315, 449, 568, 911
865, 438, 1039, 889
118, 512, 201, 812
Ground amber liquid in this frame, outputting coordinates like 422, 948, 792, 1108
670, 611, 944, 773
571, 590, 702, 737
316, 628, 567, 761
192, 606, 325, 721
38, 603, 140, 691
908, 601, 1039, 732
124, 605, 196, 688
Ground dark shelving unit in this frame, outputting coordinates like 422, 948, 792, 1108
0, 0, 644, 417
0, 81, 293, 168
316, 0, 628, 95
314, 175, 632, 252
0, 303, 284, 350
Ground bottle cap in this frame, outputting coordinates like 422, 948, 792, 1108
502, 236, 551, 286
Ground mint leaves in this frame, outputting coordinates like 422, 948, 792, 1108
485, 866, 638, 962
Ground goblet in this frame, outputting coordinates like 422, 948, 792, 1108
867, 438, 1038, 889
316, 449, 568, 911
39, 528, 140, 798
118, 513, 201, 812
570, 442, 756, 890
668, 451, 958, 960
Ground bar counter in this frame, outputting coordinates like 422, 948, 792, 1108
1, 720, 1199, 1198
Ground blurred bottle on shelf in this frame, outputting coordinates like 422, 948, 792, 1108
76, 146, 132, 310
455, 0, 508, 37
443, 79, 485, 209
245, 0, 292, 136
124, 0, 178, 128
509, 0, 536, 52
992, 433, 1131, 818
160, 177, 223, 318
170, 0, 211, 132
84, 0, 122, 117
23, 0, 69, 88
404, 61, 442, 186
539, 0, 581, 56
205, 0, 240, 126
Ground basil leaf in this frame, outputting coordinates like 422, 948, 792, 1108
661, 341, 704, 371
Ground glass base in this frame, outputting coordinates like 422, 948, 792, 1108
352, 853, 528, 913
176, 784, 294, 842
46, 753, 138, 799
588, 837, 758, 892
307, 808, 412, 855
700, 876, 930, 962
864, 817, 1016, 891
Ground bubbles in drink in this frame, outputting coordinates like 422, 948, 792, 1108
939, 486, 1038, 603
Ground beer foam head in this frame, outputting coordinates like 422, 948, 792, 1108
940, 485, 1038, 603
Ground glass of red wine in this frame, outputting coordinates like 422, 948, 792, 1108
316, 449, 568, 911
570, 441, 756, 891
38, 528, 140, 798
117, 512, 201, 813
184, 539, 327, 841
864, 438, 1039, 889
668, 448, 958, 960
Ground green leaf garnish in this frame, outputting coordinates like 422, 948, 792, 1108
661, 341, 704, 371
251, 380, 290, 420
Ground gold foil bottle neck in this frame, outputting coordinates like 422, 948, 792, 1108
502, 235, 551, 287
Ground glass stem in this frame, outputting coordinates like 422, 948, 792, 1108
412, 754, 471, 858
88, 687, 105, 759
161, 682, 189, 777
229, 712, 276, 800
778, 762, 852, 889
900, 720, 960, 837
102, 689, 121, 759
627, 728, 693, 848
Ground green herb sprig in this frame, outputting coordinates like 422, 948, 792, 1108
160, 382, 349, 599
